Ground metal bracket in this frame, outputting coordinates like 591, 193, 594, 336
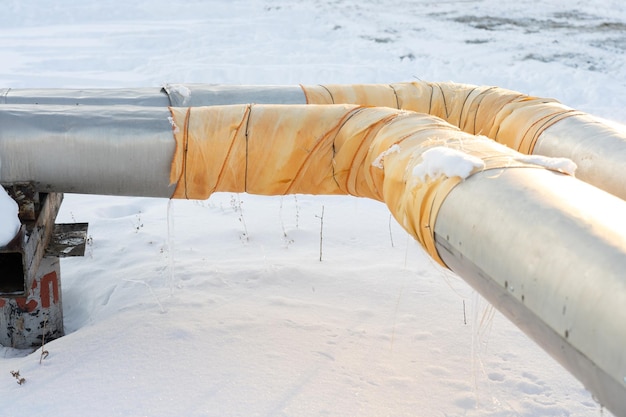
0, 190, 62, 296
46, 223, 89, 258
1, 184, 88, 348
1, 183, 89, 261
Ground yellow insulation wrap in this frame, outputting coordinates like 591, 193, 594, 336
168, 104, 554, 266
301, 82, 584, 155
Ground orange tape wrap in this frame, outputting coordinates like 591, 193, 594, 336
169, 104, 562, 266
301, 82, 583, 155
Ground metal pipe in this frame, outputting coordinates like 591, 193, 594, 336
435, 168, 626, 416
0, 105, 175, 197
6, 83, 625, 201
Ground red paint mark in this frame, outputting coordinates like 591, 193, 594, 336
15, 297, 38, 313
0, 299, 5, 308
40, 271, 59, 309
31, 279, 38, 290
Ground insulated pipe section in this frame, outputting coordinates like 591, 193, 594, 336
300, 83, 626, 201
0, 105, 176, 197
435, 168, 626, 416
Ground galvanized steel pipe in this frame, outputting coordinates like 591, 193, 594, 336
0, 105, 175, 197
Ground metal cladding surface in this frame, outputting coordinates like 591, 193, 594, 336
0, 105, 176, 197
1, 85, 307, 107
435, 168, 626, 416
0, 87, 171, 106
536, 114, 626, 201
162, 84, 306, 107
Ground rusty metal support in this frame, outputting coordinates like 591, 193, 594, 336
0, 186, 88, 348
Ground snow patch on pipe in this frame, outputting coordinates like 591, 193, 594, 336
163, 83, 191, 106
412, 147, 486, 182
0, 161, 21, 246
167, 116, 180, 134
372, 144, 401, 169
515, 154, 577, 176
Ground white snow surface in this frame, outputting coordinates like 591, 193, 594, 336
372, 144, 401, 169
2, 0, 625, 416
0, 184, 21, 246
164, 83, 192, 106
412, 147, 486, 182
515, 154, 578, 176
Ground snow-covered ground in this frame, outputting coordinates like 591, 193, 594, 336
0, 186, 20, 246
2, 0, 626, 415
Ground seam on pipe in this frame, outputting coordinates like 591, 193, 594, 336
287, 106, 365, 195
215, 104, 251, 195
523, 110, 584, 154
244, 104, 253, 193
490, 95, 530, 142
388, 84, 401, 110
160, 86, 174, 107
471, 86, 498, 135
182, 108, 191, 199
320, 84, 335, 104
345, 112, 400, 197
458, 86, 478, 131
435, 83, 451, 120
0, 88, 10, 104
299, 84, 310, 104
428, 83, 435, 115
329, 106, 369, 191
